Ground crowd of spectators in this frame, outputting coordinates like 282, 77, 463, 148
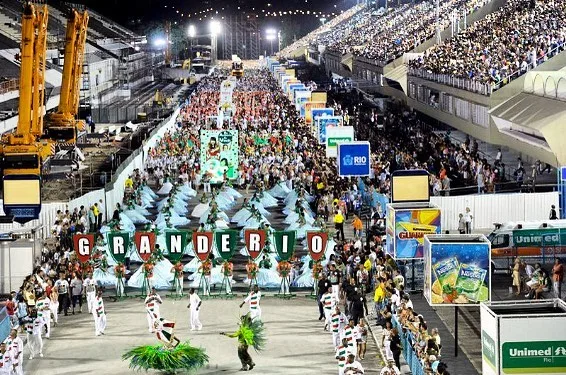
409, 0, 566, 87
323, 0, 490, 65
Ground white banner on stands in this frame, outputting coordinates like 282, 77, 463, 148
431, 192, 559, 231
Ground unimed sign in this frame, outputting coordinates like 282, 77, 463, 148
502, 341, 566, 373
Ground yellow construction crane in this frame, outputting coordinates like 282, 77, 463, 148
0, 3, 50, 222
45, 9, 89, 144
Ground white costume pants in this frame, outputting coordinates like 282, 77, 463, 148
42, 315, 51, 338
324, 309, 332, 328
86, 292, 95, 313
190, 308, 202, 330
27, 333, 43, 358
95, 314, 106, 335
332, 285, 340, 300
332, 332, 341, 347
250, 307, 261, 321
50, 302, 59, 324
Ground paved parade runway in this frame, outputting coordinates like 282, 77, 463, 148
23, 296, 381, 374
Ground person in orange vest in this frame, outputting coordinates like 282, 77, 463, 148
352, 215, 363, 238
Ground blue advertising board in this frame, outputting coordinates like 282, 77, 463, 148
424, 236, 491, 305
317, 115, 343, 144
337, 141, 371, 177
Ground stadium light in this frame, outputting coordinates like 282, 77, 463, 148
153, 38, 166, 47
210, 20, 221, 36
188, 24, 196, 38
266, 28, 277, 36
266, 34, 276, 41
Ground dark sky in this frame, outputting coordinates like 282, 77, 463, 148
80, 0, 357, 30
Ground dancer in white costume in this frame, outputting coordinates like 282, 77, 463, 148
128, 245, 174, 290
187, 288, 202, 331
191, 193, 210, 218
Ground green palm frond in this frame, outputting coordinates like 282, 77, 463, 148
122, 341, 208, 373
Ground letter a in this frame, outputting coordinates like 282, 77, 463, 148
139, 236, 151, 255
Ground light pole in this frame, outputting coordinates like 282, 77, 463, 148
266, 28, 277, 56
210, 20, 221, 64
188, 25, 196, 59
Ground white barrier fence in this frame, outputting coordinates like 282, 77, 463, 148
431, 192, 559, 232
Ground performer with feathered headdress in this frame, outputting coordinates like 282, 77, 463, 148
220, 313, 266, 371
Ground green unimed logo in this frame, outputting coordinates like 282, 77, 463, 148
482, 331, 496, 370
502, 341, 566, 374
328, 137, 352, 147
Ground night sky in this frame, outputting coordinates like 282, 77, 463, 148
77, 0, 358, 37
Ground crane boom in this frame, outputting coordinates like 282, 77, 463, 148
45, 9, 89, 143
1, 2, 50, 223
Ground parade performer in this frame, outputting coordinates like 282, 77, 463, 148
35, 291, 51, 339
83, 273, 97, 312
114, 263, 126, 297
145, 288, 163, 333
220, 313, 265, 372
245, 259, 259, 288
171, 261, 184, 296
187, 288, 202, 331
9, 330, 23, 375
221, 260, 234, 294
276, 261, 292, 294
123, 322, 208, 374
23, 310, 43, 359
322, 287, 335, 331
240, 285, 262, 321
0, 342, 15, 374
331, 306, 348, 348
93, 289, 106, 336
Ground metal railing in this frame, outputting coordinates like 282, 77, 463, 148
408, 67, 493, 95
392, 314, 426, 375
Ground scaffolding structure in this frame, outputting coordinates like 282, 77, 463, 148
222, 14, 261, 60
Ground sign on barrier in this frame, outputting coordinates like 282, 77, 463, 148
337, 141, 370, 177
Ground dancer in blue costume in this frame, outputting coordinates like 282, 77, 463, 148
284, 185, 314, 209
284, 203, 315, 225
268, 178, 291, 200
243, 253, 281, 288
200, 200, 230, 225
221, 181, 242, 200
91, 247, 117, 288
286, 210, 316, 240
191, 193, 210, 219
128, 245, 174, 290
203, 207, 230, 230
249, 193, 271, 217
156, 176, 174, 196
292, 255, 315, 288
256, 186, 278, 208
231, 198, 252, 224
156, 202, 190, 230
113, 203, 136, 233
123, 199, 151, 225
239, 207, 270, 238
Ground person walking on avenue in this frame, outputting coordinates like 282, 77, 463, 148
344, 353, 365, 374
70, 274, 83, 314
220, 313, 264, 372
187, 288, 203, 331
550, 205, 558, 220
334, 210, 345, 241
9, 329, 23, 375
317, 273, 332, 321
23, 310, 43, 359
83, 273, 97, 313
464, 207, 473, 234
389, 328, 402, 371
145, 287, 163, 333
335, 337, 352, 375
240, 285, 262, 321
0, 342, 15, 375
330, 306, 348, 348
322, 286, 335, 331
92, 289, 106, 336
553, 258, 564, 299
329, 263, 341, 300
35, 291, 51, 339
55, 273, 70, 316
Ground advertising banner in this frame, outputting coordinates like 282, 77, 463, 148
512, 228, 566, 247
134, 232, 156, 262
281, 75, 293, 90
107, 231, 130, 264
311, 92, 327, 104
392, 208, 441, 258
499, 316, 566, 375
73, 234, 95, 263
193, 232, 214, 261
274, 230, 297, 261
325, 126, 354, 157
284, 79, 300, 94
296, 90, 312, 115
312, 107, 335, 138
244, 229, 267, 260
288, 83, 304, 100
200, 129, 239, 183
304, 101, 326, 125
317, 115, 343, 144
337, 142, 371, 177
215, 229, 239, 260
306, 231, 328, 261
424, 237, 490, 305
165, 230, 190, 262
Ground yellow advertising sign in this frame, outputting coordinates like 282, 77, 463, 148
304, 101, 326, 125
285, 68, 296, 77
311, 92, 327, 105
